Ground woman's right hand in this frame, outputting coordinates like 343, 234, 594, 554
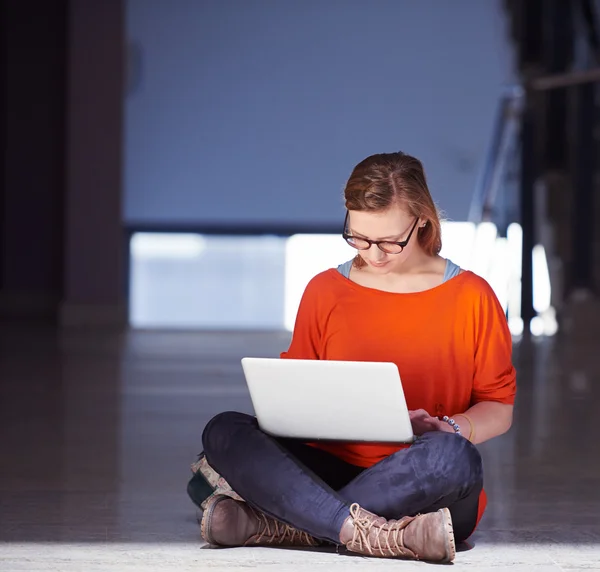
409, 409, 442, 436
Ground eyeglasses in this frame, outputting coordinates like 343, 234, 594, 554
342, 211, 420, 254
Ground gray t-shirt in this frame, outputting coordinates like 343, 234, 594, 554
336, 258, 461, 281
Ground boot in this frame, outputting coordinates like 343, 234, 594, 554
339, 503, 455, 562
201, 494, 320, 548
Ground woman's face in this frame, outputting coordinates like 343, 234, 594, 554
346, 205, 424, 273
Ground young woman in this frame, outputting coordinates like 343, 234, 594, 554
196, 152, 516, 562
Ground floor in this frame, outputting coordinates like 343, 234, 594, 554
0, 326, 599, 571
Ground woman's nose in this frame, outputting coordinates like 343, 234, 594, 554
368, 244, 386, 260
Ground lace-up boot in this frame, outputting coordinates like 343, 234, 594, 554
201, 494, 320, 548
339, 503, 456, 562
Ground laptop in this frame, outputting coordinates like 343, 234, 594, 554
241, 357, 414, 443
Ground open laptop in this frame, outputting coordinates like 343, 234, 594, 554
240, 357, 414, 443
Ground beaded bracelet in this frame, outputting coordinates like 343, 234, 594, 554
442, 415, 462, 436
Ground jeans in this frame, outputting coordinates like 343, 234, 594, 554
202, 411, 483, 545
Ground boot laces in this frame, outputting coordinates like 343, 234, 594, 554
349, 503, 418, 558
251, 506, 317, 546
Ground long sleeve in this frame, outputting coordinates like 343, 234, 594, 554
471, 280, 517, 405
280, 277, 323, 360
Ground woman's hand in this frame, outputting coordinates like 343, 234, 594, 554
409, 409, 452, 436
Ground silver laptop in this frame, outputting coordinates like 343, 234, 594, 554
241, 357, 414, 443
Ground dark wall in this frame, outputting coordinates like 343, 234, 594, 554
64, 0, 124, 309
0, 0, 66, 316
0, 0, 125, 325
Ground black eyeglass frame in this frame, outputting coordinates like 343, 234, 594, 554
342, 211, 420, 254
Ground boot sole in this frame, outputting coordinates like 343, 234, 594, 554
439, 507, 456, 563
200, 494, 227, 546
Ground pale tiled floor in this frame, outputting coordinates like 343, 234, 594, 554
0, 326, 599, 571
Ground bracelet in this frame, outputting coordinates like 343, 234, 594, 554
441, 416, 461, 436
454, 414, 475, 442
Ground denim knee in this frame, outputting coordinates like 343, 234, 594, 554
419, 432, 483, 490
202, 411, 255, 459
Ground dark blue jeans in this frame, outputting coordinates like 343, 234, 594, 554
202, 411, 483, 545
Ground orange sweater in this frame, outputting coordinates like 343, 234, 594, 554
281, 267, 517, 524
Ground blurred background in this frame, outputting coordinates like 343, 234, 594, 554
1, 1, 599, 571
